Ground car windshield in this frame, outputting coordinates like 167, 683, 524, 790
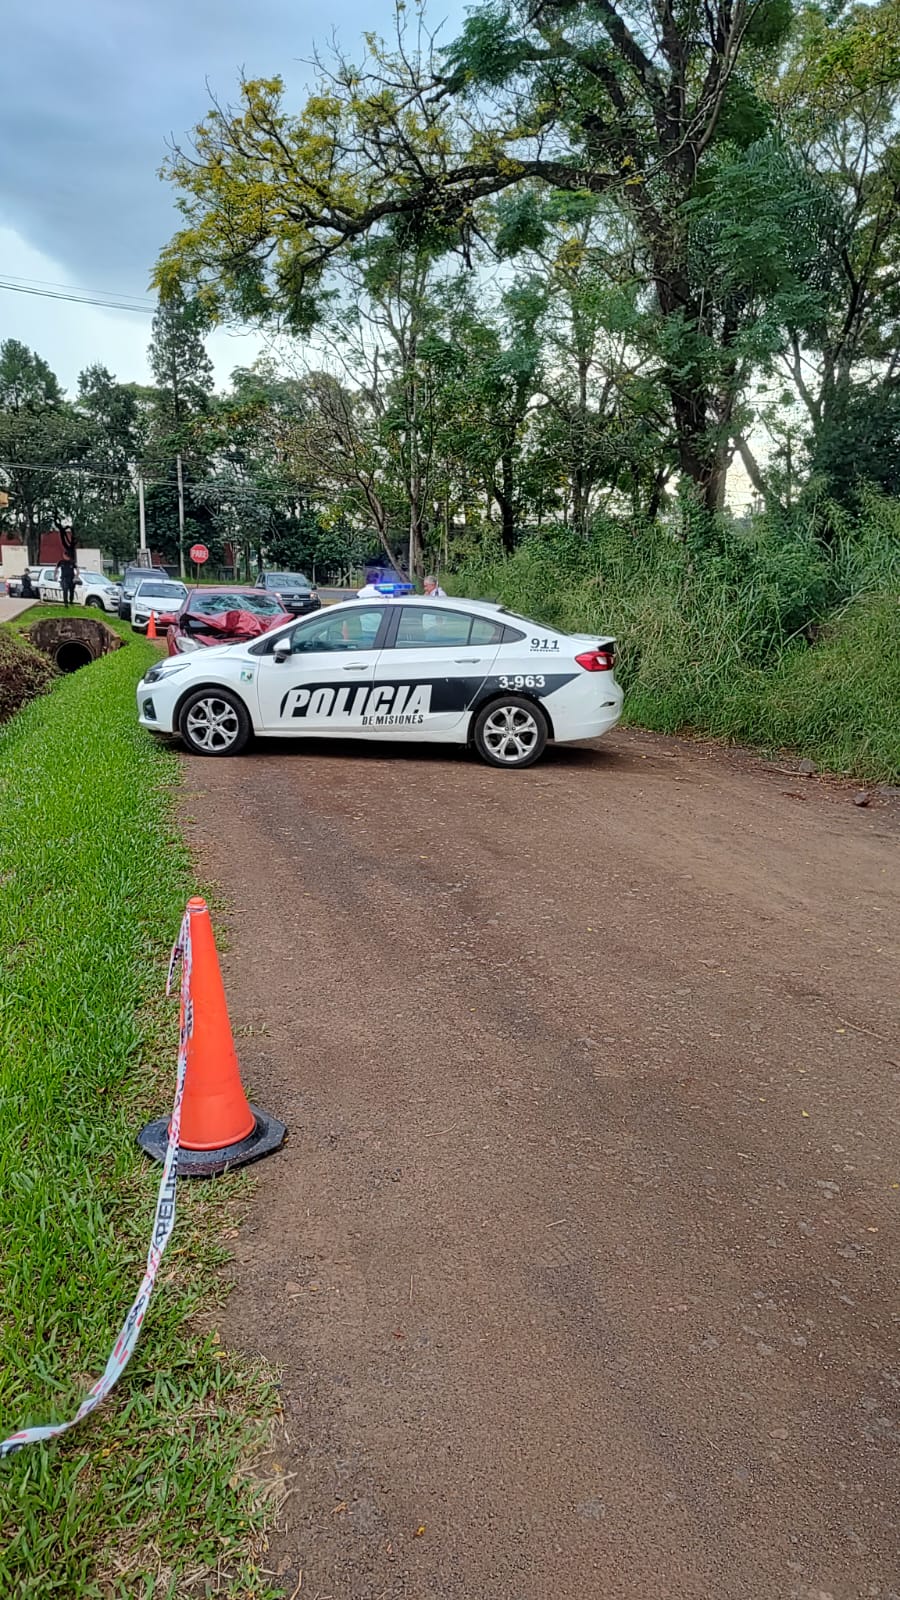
136, 581, 186, 600
80, 572, 109, 584
189, 592, 283, 616
265, 573, 310, 588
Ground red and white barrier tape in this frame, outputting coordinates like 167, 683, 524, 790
1, 912, 192, 1459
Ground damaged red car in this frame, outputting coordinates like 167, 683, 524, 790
162, 589, 291, 656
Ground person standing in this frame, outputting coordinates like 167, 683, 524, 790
423, 574, 447, 598
56, 553, 78, 607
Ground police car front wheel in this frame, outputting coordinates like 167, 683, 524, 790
178, 689, 251, 757
472, 695, 548, 769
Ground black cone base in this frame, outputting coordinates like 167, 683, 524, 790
138, 1105, 287, 1177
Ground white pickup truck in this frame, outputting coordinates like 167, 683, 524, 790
38, 570, 121, 611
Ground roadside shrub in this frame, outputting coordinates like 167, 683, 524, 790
0, 628, 56, 723
451, 497, 900, 781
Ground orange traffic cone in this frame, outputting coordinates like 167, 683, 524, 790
147, 611, 157, 640
139, 898, 286, 1177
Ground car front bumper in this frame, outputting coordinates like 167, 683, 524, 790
136, 678, 177, 734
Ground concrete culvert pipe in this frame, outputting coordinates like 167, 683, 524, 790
55, 641, 94, 673
25, 617, 123, 670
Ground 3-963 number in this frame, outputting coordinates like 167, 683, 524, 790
498, 674, 545, 689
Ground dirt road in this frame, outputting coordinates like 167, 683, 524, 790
179, 730, 899, 1600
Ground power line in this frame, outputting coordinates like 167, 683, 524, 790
0, 461, 188, 493
0, 271, 153, 300
0, 278, 155, 315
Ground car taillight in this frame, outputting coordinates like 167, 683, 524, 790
575, 647, 616, 672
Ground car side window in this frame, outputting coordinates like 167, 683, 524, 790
394, 607, 479, 649
469, 617, 507, 646
288, 607, 384, 654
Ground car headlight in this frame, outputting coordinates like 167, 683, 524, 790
143, 661, 191, 685
175, 636, 202, 653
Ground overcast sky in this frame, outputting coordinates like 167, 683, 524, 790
0, 0, 462, 393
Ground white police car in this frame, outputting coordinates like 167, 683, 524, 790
136, 597, 622, 769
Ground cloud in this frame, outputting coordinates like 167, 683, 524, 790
0, 228, 265, 392
0, 0, 324, 288
0, 0, 464, 384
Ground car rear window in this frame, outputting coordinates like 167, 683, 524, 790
137, 582, 185, 600
190, 592, 282, 616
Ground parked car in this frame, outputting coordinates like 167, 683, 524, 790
4, 569, 41, 597
137, 596, 623, 768
39, 569, 122, 609
131, 577, 188, 632
253, 571, 320, 617
36, 566, 69, 602
358, 565, 415, 597
76, 571, 121, 612
118, 564, 169, 621
164, 588, 291, 655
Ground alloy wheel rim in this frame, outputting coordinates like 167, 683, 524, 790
185, 698, 240, 752
483, 705, 539, 763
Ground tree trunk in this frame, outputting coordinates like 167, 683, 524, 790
25, 507, 39, 565
652, 252, 723, 513
572, 347, 590, 537
491, 452, 517, 553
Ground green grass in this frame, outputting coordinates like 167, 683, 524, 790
0, 641, 283, 1598
6, 604, 136, 643
454, 514, 900, 783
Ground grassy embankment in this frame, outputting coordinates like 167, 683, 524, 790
0, 625, 283, 1598
454, 504, 900, 783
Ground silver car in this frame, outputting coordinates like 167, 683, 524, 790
131, 578, 188, 633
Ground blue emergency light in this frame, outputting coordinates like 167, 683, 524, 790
374, 580, 414, 596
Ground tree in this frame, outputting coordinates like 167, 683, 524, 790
69, 365, 145, 560
157, 0, 796, 513
426, 275, 547, 550
768, 0, 900, 501
145, 292, 215, 569
0, 341, 91, 561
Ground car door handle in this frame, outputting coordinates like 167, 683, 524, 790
343, 663, 367, 671
454, 657, 480, 664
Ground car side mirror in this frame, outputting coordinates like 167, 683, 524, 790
273, 637, 291, 662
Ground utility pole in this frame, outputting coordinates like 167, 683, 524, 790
138, 475, 147, 557
176, 453, 186, 580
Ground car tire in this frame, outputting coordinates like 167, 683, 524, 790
178, 688, 251, 757
471, 694, 549, 769
86, 596, 104, 608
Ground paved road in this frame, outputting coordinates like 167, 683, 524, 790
0, 598, 35, 622
178, 730, 899, 1600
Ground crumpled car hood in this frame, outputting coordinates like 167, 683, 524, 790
170, 608, 289, 648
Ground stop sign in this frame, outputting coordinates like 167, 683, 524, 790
189, 543, 209, 565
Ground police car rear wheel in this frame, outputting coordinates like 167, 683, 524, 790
179, 689, 250, 757
473, 696, 548, 769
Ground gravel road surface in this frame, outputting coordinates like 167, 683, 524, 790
178, 729, 899, 1600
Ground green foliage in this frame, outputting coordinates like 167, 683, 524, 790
453, 498, 900, 781
0, 629, 56, 722
0, 640, 281, 1597
0, 339, 62, 411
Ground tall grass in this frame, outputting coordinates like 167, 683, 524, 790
0, 643, 282, 1598
453, 498, 900, 782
